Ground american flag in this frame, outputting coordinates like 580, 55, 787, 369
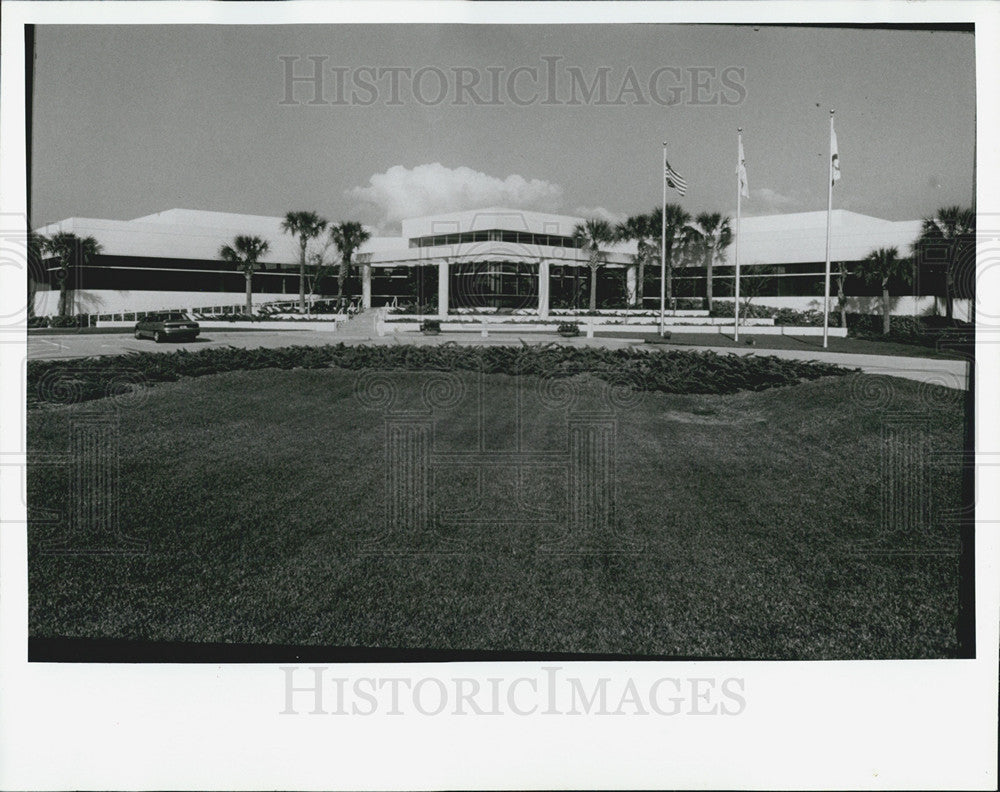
664, 158, 688, 196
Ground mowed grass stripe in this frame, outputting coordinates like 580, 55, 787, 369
27, 367, 964, 658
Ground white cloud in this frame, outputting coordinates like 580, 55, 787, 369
574, 206, 627, 226
749, 187, 802, 214
348, 163, 564, 227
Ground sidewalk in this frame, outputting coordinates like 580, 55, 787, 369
641, 342, 970, 390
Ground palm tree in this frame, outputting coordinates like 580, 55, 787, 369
690, 212, 733, 311
42, 231, 102, 317
913, 206, 975, 321
27, 230, 47, 319
615, 211, 658, 308
651, 204, 692, 307
219, 235, 270, 314
835, 261, 850, 330
329, 221, 372, 300
281, 211, 328, 313
572, 218, 615, 312
857, 246, 910, 335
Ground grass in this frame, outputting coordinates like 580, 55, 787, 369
627, 332, 970, 360
27, 367, 965, 659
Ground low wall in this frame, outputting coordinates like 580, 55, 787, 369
713, 296, 972, 322
96, 320, 338, 332
385, 315, 774, 327
377, 320, 848, 338
33, 289, 299, 318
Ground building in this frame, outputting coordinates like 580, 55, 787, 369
32, 206, 962, 320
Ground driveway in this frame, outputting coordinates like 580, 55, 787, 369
27, 328, 970, 390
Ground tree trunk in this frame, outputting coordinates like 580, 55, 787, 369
945, 268, 954, 321
636, 259, 645, 308
27, 274, 36, 319
882, 284, 891, 335
704, 249, 713, 311
338, 257, 350, 297
245, 271, 253, 315
58, 267, 69, 317
298, 239, 307, 313
589, 264, 598, 312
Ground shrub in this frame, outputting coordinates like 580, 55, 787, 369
48, 315, 89, 328
420, 320, 441, 333
557, 322, 580, 336
26, 343, 854, 409
27, 316, 50, 328
847, 313, 972, 349
773, 308, 831, 327
710, 301, 774, 319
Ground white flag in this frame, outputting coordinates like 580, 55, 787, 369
831, 126, 841, 185
738, 136, 749, 198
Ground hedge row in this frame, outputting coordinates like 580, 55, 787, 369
709, 302, 974, 340
28, 315, 91, 328
26, 343, 853, 410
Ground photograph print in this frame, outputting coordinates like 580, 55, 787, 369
24, 22, 976, 662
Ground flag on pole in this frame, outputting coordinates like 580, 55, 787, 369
738, 137, 749, 198
831, 126, 841, 184
664, 159, 688, 196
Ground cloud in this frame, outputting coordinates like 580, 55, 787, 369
574, 206, 627, 226
348, 163, 564, 227
749, 187, 802, 214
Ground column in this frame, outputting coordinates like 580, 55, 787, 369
438, 259, 449, 320
361, 263, 372, 310
626, 264, 638, 307
538, 259, 550, 319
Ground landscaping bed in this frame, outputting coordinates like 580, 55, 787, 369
26, 342, 854, 410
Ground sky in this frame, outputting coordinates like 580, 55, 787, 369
31, 24, 975, 232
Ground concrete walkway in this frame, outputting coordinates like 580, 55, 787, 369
651, 342, 969, 390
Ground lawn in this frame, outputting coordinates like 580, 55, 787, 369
626, 332, 970, 360
27, 365, 965, 659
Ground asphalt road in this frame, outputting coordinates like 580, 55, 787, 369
27, 328, 970, 390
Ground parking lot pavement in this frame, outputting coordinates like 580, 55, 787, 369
27, 329, 347, 360
27, 328, 645, 361
26, 328, 968, 390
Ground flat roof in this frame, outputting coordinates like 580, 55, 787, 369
35, 206, 924, 267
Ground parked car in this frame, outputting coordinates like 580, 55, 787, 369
134, 312, 200, 342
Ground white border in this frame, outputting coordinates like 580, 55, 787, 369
1, 3, 997, 790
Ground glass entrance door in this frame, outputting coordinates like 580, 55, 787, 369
450, 261, 538, 311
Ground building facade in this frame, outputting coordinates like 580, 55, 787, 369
32, 206, 963, 320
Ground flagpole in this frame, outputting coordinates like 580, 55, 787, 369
660, 142, 667, 336
735, 128, 742, 342
822, 110, 834, 349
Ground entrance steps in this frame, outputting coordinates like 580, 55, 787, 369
334, 308, 381, 339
